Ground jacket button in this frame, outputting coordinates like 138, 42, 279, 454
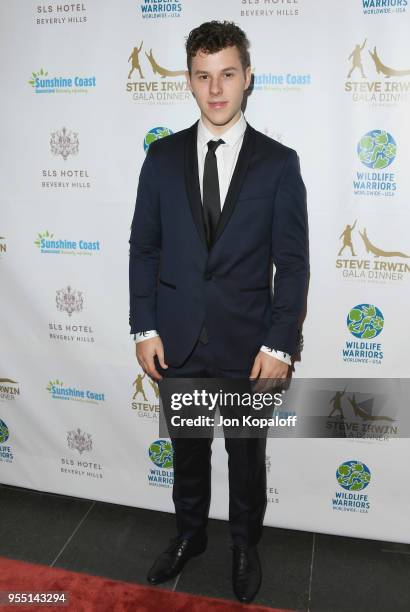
204, 272, 213, 281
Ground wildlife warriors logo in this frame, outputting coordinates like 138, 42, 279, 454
149, 439, 173, 469
50, 127, 79, 161
342, 304, 384, 365
353, 130, 397, 197
347, 304, 384, 339
0, 419, 9, 444
336, 460, 371, 492
357, 130, 396, 170
143, 127, 173, 152
345, 38, 410, 105
126, 41, 190, 103
336, 219, 410, 282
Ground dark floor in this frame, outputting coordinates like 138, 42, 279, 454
0, 483, 409, 611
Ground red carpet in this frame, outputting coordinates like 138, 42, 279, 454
0, 557, 293, 611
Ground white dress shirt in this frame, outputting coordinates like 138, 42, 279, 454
134, 112, 291, 366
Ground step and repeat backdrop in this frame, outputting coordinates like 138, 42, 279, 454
1, 1, 410, 543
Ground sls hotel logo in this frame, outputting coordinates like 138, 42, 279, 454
126, 41, 189, 103
35, 3, 88, 25
345, 38, 410, 105
353, 130, 397, 198
41, 127, 92, 190
240, 0, 300, 18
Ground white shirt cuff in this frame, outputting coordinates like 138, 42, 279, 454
260, 345, 291, 366
134, 330, 159, 343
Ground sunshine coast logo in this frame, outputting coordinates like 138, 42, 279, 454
126, 41, 189, 103
147, 439, 174, 488
361, 0, 407, 15
28, 68, 96, 94
252, 71, 311, 92
131, 372, 159, 420
345, 38, 410, 105
143, 127, 173, 152
138, 0, 182, 19
0, 418, 13, 464
336, 220, 409, 283
342, 304, 384, 365
35, 3, 88, 25
35, 231, 100, 256
47, 379, 105, 404
353, 130, 397, 197
0, 379, 20, 402
332, 460, 371, 513
240, 0, 300, 18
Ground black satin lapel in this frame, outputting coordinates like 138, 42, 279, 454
184, 121, 208, 249
211, 124, 255, 247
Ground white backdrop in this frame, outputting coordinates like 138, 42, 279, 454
1, 0, 410, 543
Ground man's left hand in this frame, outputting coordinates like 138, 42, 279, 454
249, 351, 288, 392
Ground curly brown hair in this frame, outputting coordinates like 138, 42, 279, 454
185, 21, 250, 74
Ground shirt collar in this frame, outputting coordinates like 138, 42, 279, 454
197, 111, 247, 150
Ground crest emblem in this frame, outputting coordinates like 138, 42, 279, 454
50, 126, 79, 161
56, 285, 83, 316
67, 428, 92, 454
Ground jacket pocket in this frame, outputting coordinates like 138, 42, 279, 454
159, 278, 177, 289
239, 285, 270, 292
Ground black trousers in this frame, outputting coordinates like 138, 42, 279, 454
155, 332, 267, 546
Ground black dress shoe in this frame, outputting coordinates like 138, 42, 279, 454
232, 544, 262, 604
147, 535, 207, 585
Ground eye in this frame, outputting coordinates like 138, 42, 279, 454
199, 75, 208, 80
224, 73, 234, 78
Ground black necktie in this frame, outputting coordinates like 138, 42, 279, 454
203, 139, 224, 246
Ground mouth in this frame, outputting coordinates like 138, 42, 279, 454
208, 101, 228, 110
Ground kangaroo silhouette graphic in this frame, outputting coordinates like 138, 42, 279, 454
369, 47, 410, 78
359, 228, 410, 258
145, 49, 186, 78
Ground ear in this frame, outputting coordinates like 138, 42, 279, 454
185, 70, 193, 94
244, 65, 252, 91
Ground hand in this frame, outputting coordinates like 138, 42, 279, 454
249, 351, 288, 392
135, 336, 168, 381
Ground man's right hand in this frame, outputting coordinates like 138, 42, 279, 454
135, 336, 168, 381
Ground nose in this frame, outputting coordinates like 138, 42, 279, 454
209, 76, 223, 97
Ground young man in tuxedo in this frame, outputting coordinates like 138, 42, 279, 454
129, 21, 308, 604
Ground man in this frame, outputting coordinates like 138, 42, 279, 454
129, 21, 308, 604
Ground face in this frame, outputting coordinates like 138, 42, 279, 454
186, 45, 251, 135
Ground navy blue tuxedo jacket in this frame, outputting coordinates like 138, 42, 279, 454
129, 121, 309, 369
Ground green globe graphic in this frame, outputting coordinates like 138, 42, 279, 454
143, 127, 173, 152
148, 439, 173, 469
336, 460, 371, 491
357, 130, 396, 169
347, 303, 384, 339
0, 419, 9, 443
